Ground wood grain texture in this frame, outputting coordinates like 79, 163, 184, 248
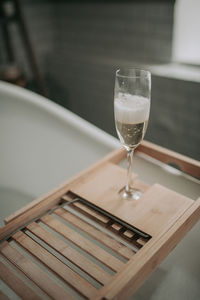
1, 143, 199, 300
0, 262, 42, 300
0, 290, 10, 300
0, 242, 75, 300
70, 201, 110, 224
40, 214, 124, 272
12, 231, 98, 299
137, 140, 200, 178
55, 207, 134, 259
93, 197, 200, 300
3, 140, 199, 228
70, 162, 194, 236
27, 222, 111, 285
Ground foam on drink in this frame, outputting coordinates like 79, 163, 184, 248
114, 93, 150, 124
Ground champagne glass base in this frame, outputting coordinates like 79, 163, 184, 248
119, 188, 142, 201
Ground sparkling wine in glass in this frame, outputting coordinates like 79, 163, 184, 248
114, 68, 151, 200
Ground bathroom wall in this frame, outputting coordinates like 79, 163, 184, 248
2, 0, 200, 160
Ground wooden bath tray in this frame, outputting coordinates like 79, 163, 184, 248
0, 141, 200, 300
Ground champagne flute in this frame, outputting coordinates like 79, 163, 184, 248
114, 68, 151, 200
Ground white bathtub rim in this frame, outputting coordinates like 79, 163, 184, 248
0, 80, 120, 150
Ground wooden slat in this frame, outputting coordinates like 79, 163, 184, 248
27, 222, 111, 285
111, 223, 122, 231
0, 290, 10, 300
123, 230, 134, 239
70, 202, 110, 226
0, 242, 75, 300
0, 258, 51, 300
137, 140, 200, 178
136, 238, 147, 247
55, 207, 134, 259
66, 200, 110, 224
0, 196, 62, 242
12, 231, 98, 299
3, 139, 199, 231
0, 142, 199, 300
0, 262, 42, 300
41, 214, 124, 272
93, 198, 200, 300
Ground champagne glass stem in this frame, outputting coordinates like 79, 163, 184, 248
125, 148, 134, 193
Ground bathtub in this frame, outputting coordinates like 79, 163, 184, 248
0, 81, 199, 300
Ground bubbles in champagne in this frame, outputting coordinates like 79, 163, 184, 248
114, 93, 150, 124
114, 93, 150, 148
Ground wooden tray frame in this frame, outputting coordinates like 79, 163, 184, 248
0, 141, 200, 300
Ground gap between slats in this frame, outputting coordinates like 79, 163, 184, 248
38, 220, 115, 275
0, 241, 81, 300
0, 255, 51, 300
26, 222, 112, 286
55, 206, 134, 259
0, 261, 42, 300
11, 230, 98, 299
25, 229, 103, 289
67, 198, 149, 248
0, 290, 10, 300
58, 195, 148, 255
52, 212, 128, 263
41, 214, 125, 272
0, 282, 18, 300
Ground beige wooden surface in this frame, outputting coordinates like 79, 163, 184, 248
0, 262, 42, 300
55, 207, 133, 259
0, 290, 10, 300
3, 140, 200, 226
27, 221, 111, 285
70, 162, 194, 236
93, 197, 200, 300
137, 141, 200, 178
41, 214, 124, 272
0, 142, 199, 300
0, 242, 75, 300
12, 230, 97, 299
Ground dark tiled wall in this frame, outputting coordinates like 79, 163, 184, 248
19, 1, 174, 63
53, 1, 174, 63
10, 0, 174, 84
147, 76, 200, 160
